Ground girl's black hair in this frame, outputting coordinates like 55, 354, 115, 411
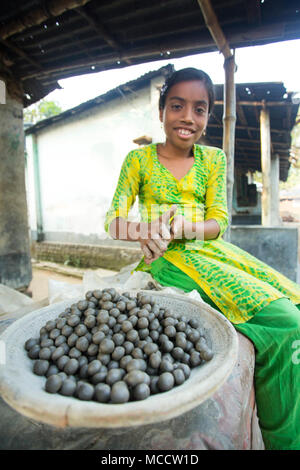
159, 67, 215, 114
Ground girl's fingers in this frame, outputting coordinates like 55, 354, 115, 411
142, 244, 153, 259
147, 239, 163, 257
154, 237, 168, 252
159, 222, 172, 240
160, 204, 178, 225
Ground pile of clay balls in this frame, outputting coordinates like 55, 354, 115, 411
24, 288, 214, 404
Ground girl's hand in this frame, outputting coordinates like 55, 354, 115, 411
139, 205, 177, 264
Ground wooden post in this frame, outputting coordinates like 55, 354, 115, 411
222, 54, 236, 241
270, 153, 281, 225
197, 0, 236, 241
260, 103, 272, 226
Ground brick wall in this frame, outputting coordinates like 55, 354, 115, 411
31, 241, 142, 271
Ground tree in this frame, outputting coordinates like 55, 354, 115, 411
24, 99, 62, 124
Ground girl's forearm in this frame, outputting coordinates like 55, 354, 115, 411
189, 219, 221, 240
109, 217, 141, 242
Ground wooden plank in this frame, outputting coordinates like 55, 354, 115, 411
214, 100, 293, 107
244, 0, 261, 25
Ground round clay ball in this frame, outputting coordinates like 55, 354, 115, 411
77, 382, 95, 401
39, 347, 52, 360
33, 359, 49, 376
25, 338, 39, 351
92, 331, 106, 344
51, 346, 65, 361
173, 368, 186, 385
57, 355, 69, 371
55, 335, 66, 347
76, 336, 89, 352
132, 383, 150, 401
91, 367, 107, 385
199, 347, 214, 361
87, 359, 102, 376
94, 383, 111, 402
110, 381, 130, 404
64, 358, 79, 375
60, 378, 76, 397
106, 368, 125, 386
28, 344, 40, 359
77, 300, 88, 311
75, 324, 88, 337
45, 374, 63, 393
158, 372, 175, 392
124, 370, 150, 387
99, 338, 115, 354
46, 364, 59, 377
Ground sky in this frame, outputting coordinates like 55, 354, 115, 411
45, 39, 300, 112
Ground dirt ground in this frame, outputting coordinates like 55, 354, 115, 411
28, 268, 83, 302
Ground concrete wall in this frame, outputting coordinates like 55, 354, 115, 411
230, 225, 299, 282
0, 93, 32, 289
31, 240, 141, 271
25, 77, 165, 245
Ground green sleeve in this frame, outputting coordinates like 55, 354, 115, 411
104, 150, 141, 233
204, 149, 228, 237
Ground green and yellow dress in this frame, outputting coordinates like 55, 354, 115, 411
105, 143, 300, 450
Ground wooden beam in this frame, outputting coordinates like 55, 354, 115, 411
208, 123, 289, 135
0, 38, 43, 70
212, 134, 288, 147
0, 0, 92, 40
214, 100, 293, 107
197, 0, 232, 59
245, 0, 261, 25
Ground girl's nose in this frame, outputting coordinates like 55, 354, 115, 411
181, 106, 194, 123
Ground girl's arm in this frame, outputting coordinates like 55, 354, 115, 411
170, 216, 220, 241
170, 149, 228, 242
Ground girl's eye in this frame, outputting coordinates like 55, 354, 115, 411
196, 108, 205, 114
171, 104, 182, 110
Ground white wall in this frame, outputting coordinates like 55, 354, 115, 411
26, 78, 165, 243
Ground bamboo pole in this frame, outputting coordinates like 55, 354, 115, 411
197, 0, 236, 241
270, 153, 281, 226
222, 54, 236, 241
260, 103, 272, 226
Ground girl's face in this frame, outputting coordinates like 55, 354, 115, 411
159, 80, 209, 151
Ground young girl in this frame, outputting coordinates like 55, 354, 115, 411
105, 68, 300, 450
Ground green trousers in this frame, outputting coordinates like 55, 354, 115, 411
150, 257, 300, 450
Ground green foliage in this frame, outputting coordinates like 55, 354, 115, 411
64, 257, 82, 268
24, 99, 62, 124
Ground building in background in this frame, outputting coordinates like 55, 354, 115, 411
25, 66, 299, 281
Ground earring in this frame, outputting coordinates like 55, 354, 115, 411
203, 129, 206, 136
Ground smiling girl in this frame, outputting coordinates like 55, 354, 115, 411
105, 68, 300, 450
